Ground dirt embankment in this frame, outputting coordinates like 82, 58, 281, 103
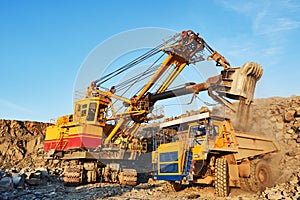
224, 95, 300, 199
0, 120, 50, 170
226, 96, 300, 183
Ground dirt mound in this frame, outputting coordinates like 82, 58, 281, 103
228, 96, 300, 182
0, 120, 50, 170
220, 95, 300, 199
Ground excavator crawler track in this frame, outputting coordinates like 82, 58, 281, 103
119, 169, 138, 186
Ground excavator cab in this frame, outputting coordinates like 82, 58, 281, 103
73, 96, 110, 126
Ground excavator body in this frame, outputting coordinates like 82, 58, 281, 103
44, 96, 110, 151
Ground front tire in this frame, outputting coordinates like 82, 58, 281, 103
215, 158, 230, 197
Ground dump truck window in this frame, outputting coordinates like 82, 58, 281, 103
206, 125, 219, 148
213, 125, 219, 136
189, 125, 206, 138
160, 152, 178, 162
87, 103, 97, 121
189, 126, 197, 137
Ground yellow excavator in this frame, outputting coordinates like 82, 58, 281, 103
44, 30, 264, 186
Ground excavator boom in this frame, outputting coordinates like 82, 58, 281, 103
91, 30, 263, 143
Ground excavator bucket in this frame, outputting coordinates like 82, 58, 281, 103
208, 62, 263, 130
221, 62, 263, 104
210, 62, 263, 107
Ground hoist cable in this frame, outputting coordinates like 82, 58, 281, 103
95, 36, 178, 86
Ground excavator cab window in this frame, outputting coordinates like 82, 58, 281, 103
87, 103, 97, 121
81, 104, 87, 117
76, 104, 81, 112
73, 104, 81, 119
97, 104, 107, 123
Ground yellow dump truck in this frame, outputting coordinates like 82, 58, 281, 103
152, 111, 280, 197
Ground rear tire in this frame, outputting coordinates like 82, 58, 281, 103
239, 177, 251, 192
249, 159, 272, 192
215, 158, 230, 197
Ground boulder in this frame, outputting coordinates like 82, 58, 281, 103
285, 110, 296, 122
12, 174, 26, 189
0, 177, 13, 192
27, 170, 49, 186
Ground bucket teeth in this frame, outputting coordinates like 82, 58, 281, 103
207, 62, 263, 110
243, 62, 263, 80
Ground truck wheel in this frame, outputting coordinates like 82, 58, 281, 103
239, 177, 251, 192
249, 160, 272, 192
215, 158, 229, 197
165, 181, 183, 192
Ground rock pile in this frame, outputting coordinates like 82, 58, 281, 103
0, 174, 133, 200
235, 96, 300, 183
0, 168, 57, 200
260, 168, 300, 200
0, 120, 50, 170
223, 95, 300, 199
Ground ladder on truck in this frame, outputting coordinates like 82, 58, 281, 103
183, 140, 193, 175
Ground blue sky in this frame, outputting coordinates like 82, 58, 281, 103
0, 0, 299, 122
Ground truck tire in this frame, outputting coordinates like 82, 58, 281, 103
215, 158, 229, 197
165, 181, 183, 192
249, 159, 272, 192
239, 177, 251, 192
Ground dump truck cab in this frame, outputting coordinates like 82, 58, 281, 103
152, 112, 212, 181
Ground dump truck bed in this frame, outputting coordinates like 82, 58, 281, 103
232, 131, 280, 160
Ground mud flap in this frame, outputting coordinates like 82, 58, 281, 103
194, 160, 206, 176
